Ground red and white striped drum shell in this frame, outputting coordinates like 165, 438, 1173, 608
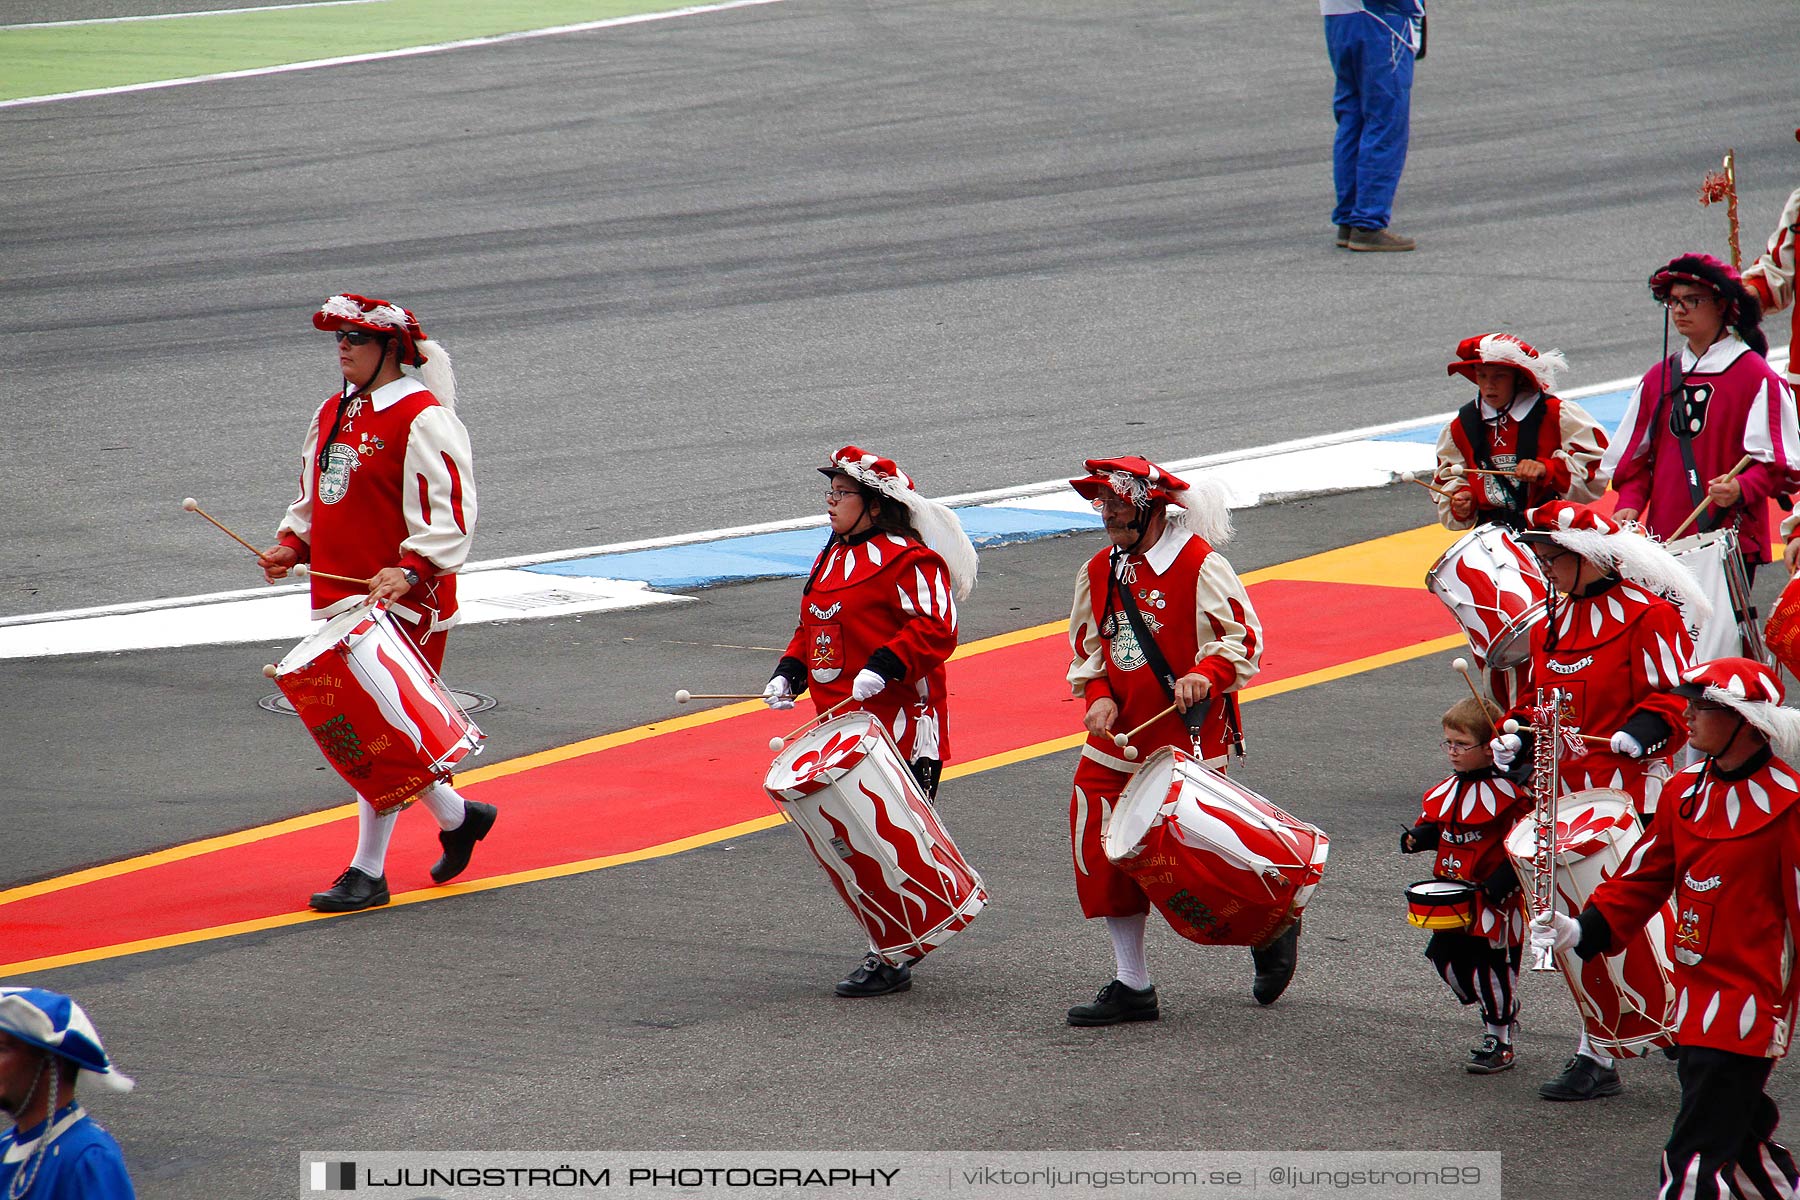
1504, 788, 1678, 1058
764, 711, 987, 968
274, 603, 484, 813
1104, 747, 1329, 948
1425, 523, 1549, 670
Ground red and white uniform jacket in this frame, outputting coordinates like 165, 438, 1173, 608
1603, 335, 1800, 564
1510, 578, 1693, 815
278, 378, 476, 633
782, 531, 959, 763
1413, 768, 1532, 948
1068, 526, 1262, 769
1431, 392, 1608, 530
1585, 750, 1800, 1057
1744, 185, 1799, 387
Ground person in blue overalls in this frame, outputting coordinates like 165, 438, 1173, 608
1323, 0, 1424, 252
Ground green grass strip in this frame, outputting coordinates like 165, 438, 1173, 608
1, 0, 739, 103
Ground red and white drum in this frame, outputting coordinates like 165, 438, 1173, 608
1766, 572, 1800, 676
763, 711, 987, 968
1103, 747, 1329, 948
1504, 788, 1677, 1058
273, 602, 484, 813
1668, 528, 1766, 664
1405, 879, 1475, 931
1425, 523, 1548, 670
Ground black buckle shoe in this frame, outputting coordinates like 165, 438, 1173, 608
1466, 1034, 1515, 1074
309, 867, 390, 913
834, 953, 912, 997
430, 801, 497, 884
1067, 979, 1159, 1026
1250, 919, 1301, 1005
1538, 1055, 1622, 1101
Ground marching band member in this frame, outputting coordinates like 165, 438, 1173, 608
0, 988, 136, 1200
763, 445, 978, 998
257, 295, 494, 914
1605, 253, 1799, 580
1430, 333, 1608, 532
1742, 161, 1798, 392
1063, 456, 1269, 1026
1535, 657, 1800, 1199
1400, 696, 1532, 1074
1497, 500, 1703, 1100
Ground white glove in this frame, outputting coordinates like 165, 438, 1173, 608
1610, 730, 1644, 759
1489, 733, 1521, 771
762, 677, 795, 711
1531, 910, 1580, 955
851, 668, 887, 702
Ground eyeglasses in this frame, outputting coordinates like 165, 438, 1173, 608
1441, 739, 1481, 752
1686, 700, 1729, 714
334, 329, 379, 346
825, 489, 862, 505
1662, 293, 1717, 314
1531, 547, 1569, 567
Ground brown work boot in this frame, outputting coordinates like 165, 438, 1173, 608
1347, 226, 1416, 252
1334, 224, 1352, 248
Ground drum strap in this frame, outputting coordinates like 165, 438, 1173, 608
1104, 549, 1238, 751
1649, 353, 1725, 534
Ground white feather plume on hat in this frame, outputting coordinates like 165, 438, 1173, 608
1165, 472, 1234, 548
1551, 525, 1713, 626
830, 449, 978, 600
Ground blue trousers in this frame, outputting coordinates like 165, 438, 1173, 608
1325, 12, 1415, 230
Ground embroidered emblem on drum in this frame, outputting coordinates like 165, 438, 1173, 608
1108, 609, 1161, 673
311, 713, 368, 774
1544, 655, 1595, 675
1669, 384, 1714, 439
789, 730, 860, 783
1683, 871, 1723, 892
1165, 888, 1228, 941
807, 601, 843, 620
317, 443, 359, 505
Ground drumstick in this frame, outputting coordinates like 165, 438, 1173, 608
1406, 475, 1459, 500
768, 696, 855, 753
1666, 453, 1754, 541
675, 689, 764, 703
1449, 658, 1495, 736
1447, 464, 1517, 479
1111, 703, 1179, 762
291, 563, 372, 588
181, 497, 265, 556
1500, 718, 1610, 746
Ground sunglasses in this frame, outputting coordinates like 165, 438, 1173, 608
334, 329, 381, 346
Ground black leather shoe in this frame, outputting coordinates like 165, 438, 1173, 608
430, 801, 497, 884
835, 953, 912, 997
1251, 919, 1301, 1005
1466, 1034, 1515, 1074
1067, 980, 1159, 1026
1334, 224, 1352, 248
1538, 1055, 1623, 1101
309, 867, 390, 913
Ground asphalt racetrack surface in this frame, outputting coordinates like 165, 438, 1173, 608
5, 3, 1798, 1198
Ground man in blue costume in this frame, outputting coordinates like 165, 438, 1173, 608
0, 988, 135, 1199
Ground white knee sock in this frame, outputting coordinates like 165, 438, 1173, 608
349, 799, 399, 877
1576, 1032, 1615, 1068
417, 781, 467, 831
1106, 913, 1151, 990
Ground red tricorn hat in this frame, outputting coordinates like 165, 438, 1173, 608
1446, 333, 1567, 393
313, 293, 429, 368
1068, 456, 1191, 509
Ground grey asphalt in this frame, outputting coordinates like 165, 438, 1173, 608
5, 3, 1799, 1199
1, 0, 1795, 617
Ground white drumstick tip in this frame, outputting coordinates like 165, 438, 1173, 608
1448, 464, 1467, 477
1451, 657, 1469, 672
181, 497, 198, 511
1502, 718, 1520, 734
292, 563, 310, 577
768, 735, 785, 753
1112, 732, 1129, 748
674, 689, 692, 704
262, 664, 278, 678
1123, 745, 1140, 761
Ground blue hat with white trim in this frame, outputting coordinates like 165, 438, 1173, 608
0, 988, 134, 1092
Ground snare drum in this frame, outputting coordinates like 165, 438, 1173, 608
1425, 523, 1549, 670
273, 602, 484, 813
1504, 788, 1677, 1058
763, 711, 987, 968
1104, 747, 1329, 948
1668, 528, 1766, 663
1405, 879, 1475, 931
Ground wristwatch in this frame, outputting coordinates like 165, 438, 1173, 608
402, 568, 420, 588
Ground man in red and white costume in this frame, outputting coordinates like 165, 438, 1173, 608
1741, 136, 1798, 392
1062, 456, 1271, 1026
1605, 253, 1799, 575
1535, 657, 1800, 1199
765, 445, 978, 998
1495, 500, 1704, 1100
1431, 333, 1607, 532
257, 294, 493, 914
